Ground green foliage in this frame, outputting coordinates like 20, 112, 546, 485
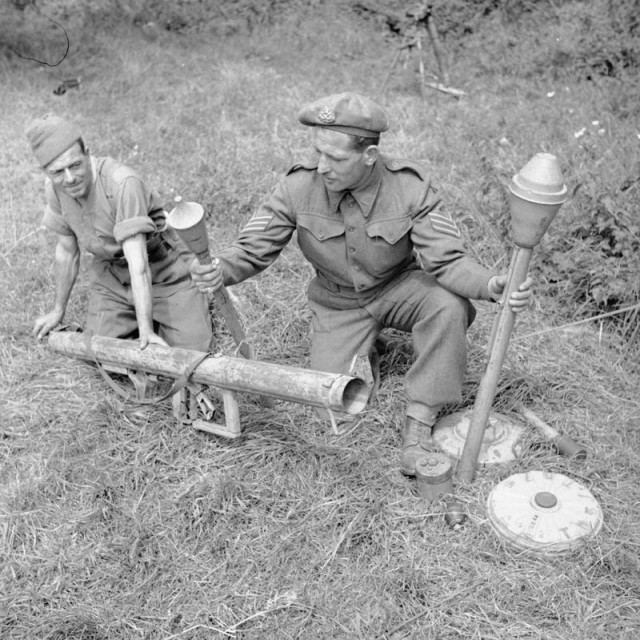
1, 0, 327, 36
356, 0, 639, 83
549, 0, 640, 78
428, 0, 501, 38
0, 0, 297, 67
541, 180, 640, 314
0, 2, 68, 64
4, 0, 639, 83
452, 0, 640, 81
135, 0, 308, 33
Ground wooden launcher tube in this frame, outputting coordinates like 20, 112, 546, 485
48, 332, 370, 415
456, 245, 533, 483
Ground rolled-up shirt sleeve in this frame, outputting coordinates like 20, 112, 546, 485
112, 176, 158, 244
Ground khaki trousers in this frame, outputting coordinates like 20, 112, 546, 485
86, 233, 212, 352
308, 269, 475, 423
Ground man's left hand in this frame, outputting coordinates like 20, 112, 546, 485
488, 275, 533, 313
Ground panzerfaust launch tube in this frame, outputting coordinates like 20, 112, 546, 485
48, 332, 370, 415
456, 153, 568, 483
456, 245, 533, 482
166, 198, 251, 360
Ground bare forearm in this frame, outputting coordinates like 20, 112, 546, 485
129, 265, 154, 338
121, 233, 168, 349
53, 240, 80, 315
34, 236, 80, 340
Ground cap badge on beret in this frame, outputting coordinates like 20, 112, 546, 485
317, 106, 336, 124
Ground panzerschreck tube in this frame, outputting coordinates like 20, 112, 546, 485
48, 332, 370, 415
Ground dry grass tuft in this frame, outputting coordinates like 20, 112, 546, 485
1, 5, 639, 639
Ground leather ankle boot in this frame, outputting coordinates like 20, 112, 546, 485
400, 416, 434, 476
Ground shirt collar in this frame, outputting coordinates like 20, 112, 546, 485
327, 160, 382, 217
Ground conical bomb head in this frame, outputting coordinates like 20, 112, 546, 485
167, 197, 210, 261
508, 153, 568, 247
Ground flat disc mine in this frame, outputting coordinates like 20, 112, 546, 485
433, 410, 524, 464
486, 470, 603, 553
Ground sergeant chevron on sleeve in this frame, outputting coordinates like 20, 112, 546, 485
190, 91, 533, 476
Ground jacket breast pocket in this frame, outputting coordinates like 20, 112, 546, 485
364, 216, 413, 275
366, 216, 412, 244
296, 212, 347, 272
297, 212, 345, 242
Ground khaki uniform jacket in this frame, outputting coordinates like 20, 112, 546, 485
218, 155, 494, 301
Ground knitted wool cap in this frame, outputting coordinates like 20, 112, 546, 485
298, 92, 389, 137
25, 114, 83, 168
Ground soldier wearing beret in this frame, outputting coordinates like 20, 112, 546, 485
27, 114, 212, 353
190, 92, 532, 475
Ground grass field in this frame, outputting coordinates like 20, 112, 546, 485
1, 4, 639, 639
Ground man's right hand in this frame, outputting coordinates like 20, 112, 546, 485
190, 258, 224, 294
33, 309, 65, 341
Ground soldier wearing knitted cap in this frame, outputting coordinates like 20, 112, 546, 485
190, 92, 533, 475
27, 114, 212, 358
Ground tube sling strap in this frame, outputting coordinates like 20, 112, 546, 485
81, 329, 211, 405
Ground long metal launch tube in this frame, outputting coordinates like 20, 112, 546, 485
48, 332, 370, 414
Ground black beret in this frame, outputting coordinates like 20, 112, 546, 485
298, 92, 389, 137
